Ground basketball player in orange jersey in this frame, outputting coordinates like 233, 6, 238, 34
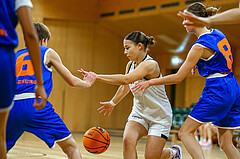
80, 31, 182, 159
0, 0, 47, 158
132, 2, 240, 159
6, 22, 96, 159
178, 1, 240, 26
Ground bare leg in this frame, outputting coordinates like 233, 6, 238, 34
145, 135, 167, 159
206, 124, 212, 143
57, 135, 82, 159
178, 117, 205, 159
194, 130, 199, 141
123, 121, 147, 159
218, 128, 240, 159
0, 111, 9, 159
203, 124, 209, 141
198, 125, 204, 143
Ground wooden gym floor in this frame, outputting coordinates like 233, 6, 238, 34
7, 132, 230, 159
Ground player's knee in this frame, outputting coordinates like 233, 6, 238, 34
59, 137, 78, 154
123, 136, 137, 150
218, 138, 232, 151
178, 129, 185, 140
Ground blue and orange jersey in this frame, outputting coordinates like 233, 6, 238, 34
193, 29, 233, 77
0, 0, 19, 48
15, 46, 53, 97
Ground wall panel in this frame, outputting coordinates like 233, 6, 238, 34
43, 19, 131, 132
185, 73, 205, 108
63, 22, 96, 131
90, 24, 132, 130
44, 20, 69, 118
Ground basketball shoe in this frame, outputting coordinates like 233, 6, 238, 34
171, 145, 182, 159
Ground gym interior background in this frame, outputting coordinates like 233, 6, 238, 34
15, 0, 240, 132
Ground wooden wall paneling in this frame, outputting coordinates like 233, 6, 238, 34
233, 49, 240, 74
99, 0, 239, 20
15, 0, 45, 51
90, 24, 132, 130
43, 20, 69, 118
174, 80, 185, 108
32, 0, 99, 21
184, 73, 205, 108
64, 86, 93, 132
15, 25, 25, 51
233, 49, 240, 83
63, 22, 95, 131
65, 21, 95, 71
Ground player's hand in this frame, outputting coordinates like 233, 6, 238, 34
132, 81, 150, 96
98, 102, 115, 116
84, 72, 97, 87
191, 65, 197, 75
34, 84, 47, 110
78, 69, 97, 87
78, 68, 88, 77
177, 10, 210, 27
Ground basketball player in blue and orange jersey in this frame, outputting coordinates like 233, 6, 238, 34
6, 22, 96, 159
0, 0, 47, 158
178, 1, 240, 26
133, 2, 240, 159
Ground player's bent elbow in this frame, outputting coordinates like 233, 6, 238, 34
175, 76, 184, 84
122, 78, 132, 85
174, 73, 185, 84
121, 80, 129, 85
121, 75, 134, 85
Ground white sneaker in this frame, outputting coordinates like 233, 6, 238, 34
171, 145, 182, 159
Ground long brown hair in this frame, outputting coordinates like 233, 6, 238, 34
186, 2, 219, 17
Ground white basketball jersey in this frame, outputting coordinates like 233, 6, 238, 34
128, 54, 172, 126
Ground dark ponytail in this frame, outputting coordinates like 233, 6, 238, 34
125, 31, 155, 50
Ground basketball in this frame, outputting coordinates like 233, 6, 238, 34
83, 127, 110, 154
232, 138, 237, 147
212, 136, 218, 144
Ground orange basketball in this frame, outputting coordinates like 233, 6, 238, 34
83, 127, 110, 154
212, 136, 218, 144
233, 138, 237, 147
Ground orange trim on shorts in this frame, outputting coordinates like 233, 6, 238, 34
0, 28, 8, 37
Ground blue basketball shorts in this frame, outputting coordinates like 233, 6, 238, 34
189, 74, 240, 129
0, 47, 16, 111
6, 98, 71, 151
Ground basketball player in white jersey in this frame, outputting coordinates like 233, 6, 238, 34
80, 31, 182, 159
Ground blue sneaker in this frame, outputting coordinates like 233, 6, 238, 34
171, 145, 182, 159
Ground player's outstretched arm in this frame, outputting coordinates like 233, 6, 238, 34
17, 6, 47, 110
80, 60, 158, 86
178, 11, 210, 27
47, 49, 96, 88
132, 45, 204, 95
178, 6, 240, 26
